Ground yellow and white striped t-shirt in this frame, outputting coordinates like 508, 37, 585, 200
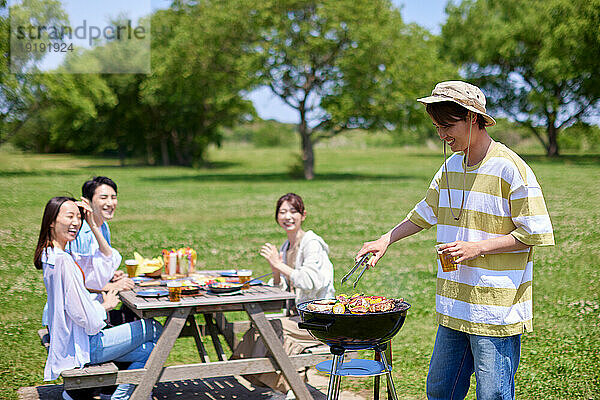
407, 141, 554, 336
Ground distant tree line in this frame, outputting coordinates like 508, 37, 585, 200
1, 0, 598, 178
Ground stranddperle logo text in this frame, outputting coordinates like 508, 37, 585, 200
14, 20, 146, 46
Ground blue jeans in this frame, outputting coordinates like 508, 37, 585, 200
426, 325, 521, 400
90, 319, 163, 400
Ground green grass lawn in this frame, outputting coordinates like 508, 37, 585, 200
0, 144, 599, 399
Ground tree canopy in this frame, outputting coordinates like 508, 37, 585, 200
1, 0, 67, 144
251, 0, 456, 179
6, 0, 456, 174
140, 1, 257, 166
10, 1, 258, 165
5, 0, 598, 172
442, 0, 600, 156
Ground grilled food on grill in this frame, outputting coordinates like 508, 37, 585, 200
369, 299, 395, 312
332, 303, 346, 314
306, 299, 337, 312
306, 294, 403, 314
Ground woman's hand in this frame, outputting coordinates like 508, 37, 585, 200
260, 243, 282, 266
101, 289, 120, 311
111, 270, 125, 281
105, 277, 135, 292
356, 234, 392, 268
75, 198, 96, 228
260, 243, 291, 285
77, 197, 112, 257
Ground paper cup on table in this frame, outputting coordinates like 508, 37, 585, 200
237, 269, 252, 289
125, 259, 139, 277
435, 244, 458, 272
168, 253, 177, 276
167, 281, 182, 302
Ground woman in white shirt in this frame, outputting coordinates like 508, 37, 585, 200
34, 197, 162, 400
232, 193, 335, 395
260, 192, 335, 306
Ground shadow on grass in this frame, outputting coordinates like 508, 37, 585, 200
0, 169, 81, 177
141, 171, 415, 183
404, 152, 445, 160
79, 160, 242, 170
403, 152, 600, 166
0, 161, 242, 177
521, 154, 600, 166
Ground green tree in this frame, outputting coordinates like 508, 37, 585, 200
326, 22, 458, 145
140, 1, 257, 166
12, 27, 141, 158
442, 0, 600, 156
12, 73, 117, 153
1, 0, 67, 144
252, 0, 455, 179
12, 2, 255, 166
69, 14, 153, 164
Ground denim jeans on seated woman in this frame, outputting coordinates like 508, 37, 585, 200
426, 325, 521, 400
89, 319, 163, 400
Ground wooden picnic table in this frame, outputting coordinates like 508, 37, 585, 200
117, 275, 322, 400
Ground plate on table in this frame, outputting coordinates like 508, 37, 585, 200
131, 276, 153, 284
219, 270, 238, 277
208, 282, 242, 294
136, 289, 168, 298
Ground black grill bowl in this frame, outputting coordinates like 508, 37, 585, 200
297, 299, 411, 350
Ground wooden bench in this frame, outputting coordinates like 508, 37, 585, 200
37, 313, 346, 391
38, 328, 119, 390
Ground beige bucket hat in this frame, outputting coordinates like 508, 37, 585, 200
417, 81, 496, 126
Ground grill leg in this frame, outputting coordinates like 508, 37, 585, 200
327, 347, 345, 400
378, 349, 398, 400
374, 350, 381, 400
332, 353, 345, 400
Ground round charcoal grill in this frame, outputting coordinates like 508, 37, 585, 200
297, 298, 410, 400
297, 299, 411, 350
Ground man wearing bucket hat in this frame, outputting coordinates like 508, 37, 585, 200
357, 81, 554, 399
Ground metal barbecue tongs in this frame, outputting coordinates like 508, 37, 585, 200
341, 252, 373, 288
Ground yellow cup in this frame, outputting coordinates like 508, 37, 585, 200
125, 259, 138, 277
167, 281, 182, 302
435, 244, 458, 272
238, 269, 252, 289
